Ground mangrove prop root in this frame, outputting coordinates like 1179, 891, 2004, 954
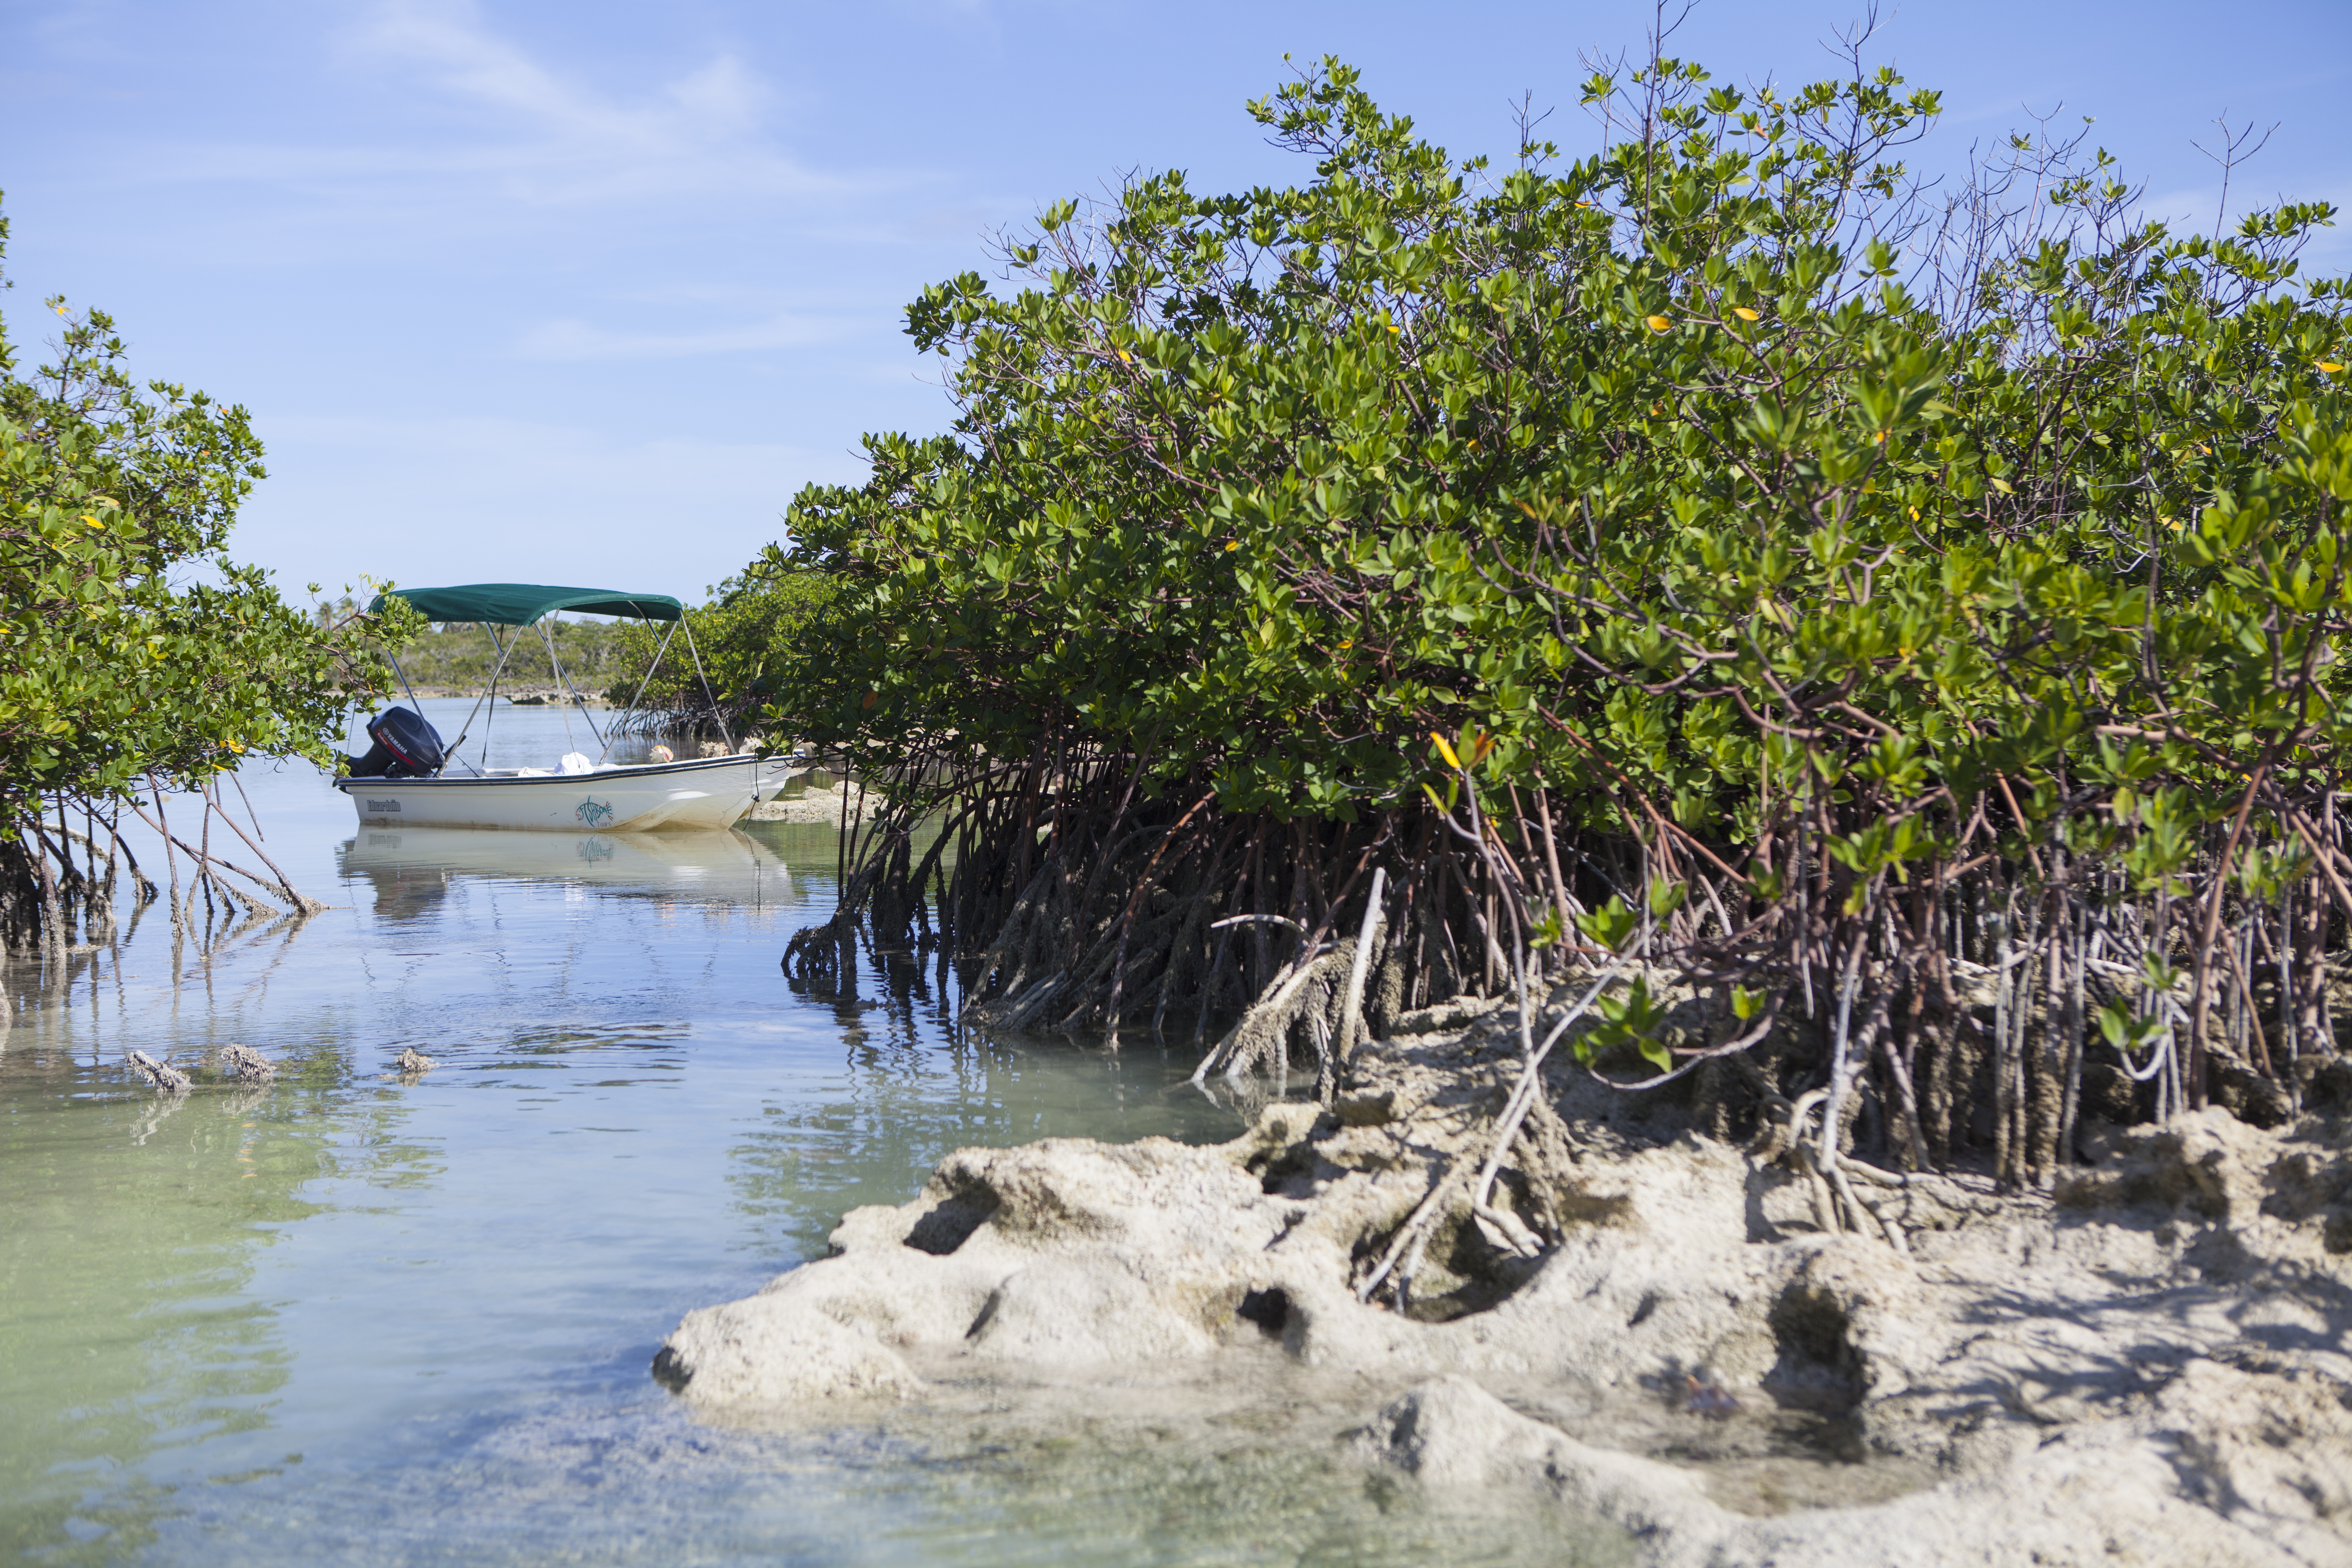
127, 1050, 191, 1094
778, 740, 2344, 1191
4, 783, 317, 971
219, 1043, 276, 1082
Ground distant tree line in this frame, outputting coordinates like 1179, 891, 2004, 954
329, 565, 833, 740
317, 600, 631, 697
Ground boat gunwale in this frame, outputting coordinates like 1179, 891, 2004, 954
331, 753, 769, 792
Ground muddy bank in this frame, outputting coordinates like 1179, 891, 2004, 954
656, 998, 2352, 1565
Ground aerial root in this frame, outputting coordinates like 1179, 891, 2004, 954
219, 1042, 276, 1083
1191, 946, 1353, 1086
127, 1050, 191, 1094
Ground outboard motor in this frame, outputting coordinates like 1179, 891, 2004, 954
348, 706, 446, 779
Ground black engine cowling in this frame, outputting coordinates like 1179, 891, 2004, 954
347, 706, 446, 778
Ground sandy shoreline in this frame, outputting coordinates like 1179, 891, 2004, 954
745, 783, 879, 825
654, 991, 2352, 1565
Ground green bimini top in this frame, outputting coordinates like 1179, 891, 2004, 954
369, 583, 685, 625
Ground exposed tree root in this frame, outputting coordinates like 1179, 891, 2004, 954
779, 739, 2351, 1205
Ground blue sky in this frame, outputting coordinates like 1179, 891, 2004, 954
4, 0, 2348, 606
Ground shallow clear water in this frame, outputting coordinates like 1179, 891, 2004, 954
1, 702, 1613, 1566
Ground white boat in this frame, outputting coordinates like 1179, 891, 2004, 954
339, 581, 792, 833
336, 753, 763, 831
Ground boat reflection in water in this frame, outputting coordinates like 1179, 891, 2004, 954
338, 825, 791, 923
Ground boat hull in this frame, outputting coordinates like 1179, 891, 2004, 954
335, 755, 761, 832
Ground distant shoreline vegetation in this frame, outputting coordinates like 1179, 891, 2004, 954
320, 605, 628, 700
338, 566, 832, 729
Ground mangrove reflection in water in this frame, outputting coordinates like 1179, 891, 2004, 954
0, 704, 1614, 1565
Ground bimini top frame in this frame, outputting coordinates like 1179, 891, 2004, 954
368, 582, 726, 774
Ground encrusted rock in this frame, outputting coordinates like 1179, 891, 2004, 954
656, 1013, 2352, 1565
656, 1293, 923, 1405
1359, 1374, 2346, 1568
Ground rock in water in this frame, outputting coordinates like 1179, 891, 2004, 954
219, 1042, 276, 1082
127, 1050, 191, 1093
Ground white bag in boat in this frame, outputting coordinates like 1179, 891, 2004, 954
560, 752, 595, 775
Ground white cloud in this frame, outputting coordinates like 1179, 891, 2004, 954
23, 0, 978, 286
512, 310, 855, 361
356, 1, 758, 137
125, 0, 894, 222
62, 1, 959, 281
329, 0, 840, 205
